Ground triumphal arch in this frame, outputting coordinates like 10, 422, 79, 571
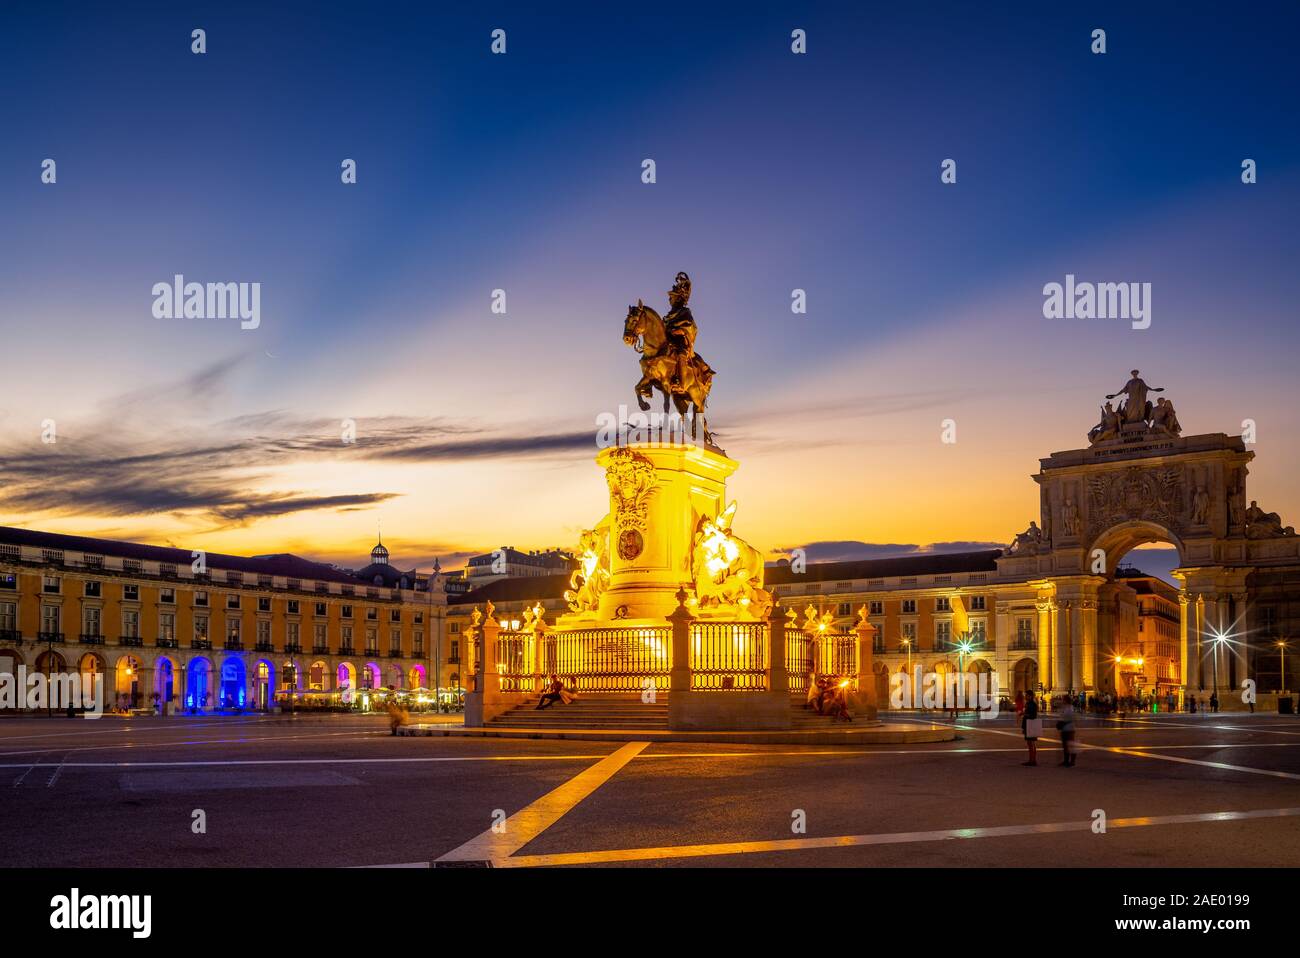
997, 370, 1298, 701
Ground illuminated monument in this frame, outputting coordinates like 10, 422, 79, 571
463, 273, 879, 732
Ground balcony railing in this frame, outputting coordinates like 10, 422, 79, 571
1011, 637, 1035, 650
255, 641, 273, 653
37, 631, 65, 643
119, 635, 144, 647
79, 634, 106, 645
312, 644, 329, 655
224, 639, 244, 651
156, 637, 179, 649
284, 643, 303, 654
0, 629, 21, 644
191, 638, 212, 650
387, 647, 403, 658
339, 644, 354, 654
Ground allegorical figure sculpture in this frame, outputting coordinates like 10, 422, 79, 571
1007, 521, 1045, 555
1107, 369, 1165, 426
690, 502, 771, 618
622, 272, 716, 443
1150, 397, 1182, 436
563, 527, 610, 613
1245, 500, 1296, 538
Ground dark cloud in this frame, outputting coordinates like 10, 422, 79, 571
770, 540, 1005, 563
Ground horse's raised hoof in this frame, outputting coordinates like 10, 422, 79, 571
636, 397, 650, 411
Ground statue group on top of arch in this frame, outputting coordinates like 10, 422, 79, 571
1088, 369, 1182, 444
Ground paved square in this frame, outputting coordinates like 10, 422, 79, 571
2, 710, 1299, 868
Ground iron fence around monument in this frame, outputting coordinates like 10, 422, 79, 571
787, 629, 859, 693
689, 621, 767, 691
495, 630, 537, 692
542, 626, 672, 693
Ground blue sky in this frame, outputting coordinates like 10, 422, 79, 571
1, 1, 1297, 578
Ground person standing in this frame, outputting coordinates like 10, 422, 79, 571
1021, 692, 1041, 766
1056, 699, 1077, 767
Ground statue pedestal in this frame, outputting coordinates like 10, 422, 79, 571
582, 442, 738, 624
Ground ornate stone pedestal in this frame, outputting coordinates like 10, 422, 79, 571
561, 442, 742, 626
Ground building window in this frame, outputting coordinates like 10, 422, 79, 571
414, 631, 424, 655
969, 595, 986, 611
122, 610, 140, 639
365, 628, 378, 653
367, 607, 378, 621
970, 619, 987, 645
1016, 618, 1033, 646
41, 604, 61, 635
0, 574, 15, 590
83, 607, 101, 637
160, 588, 175, 604
287, 622, 300, 646
258, 597, 271, 613
0, 601, 16, 632
836, 602, 852, 616
42, 576, 61, 595
257, 620, 271, 644
450, 622, 460, 634
936, 621, 952, 648
226, 594, 240, 610
315, 602, 327, 617
414, 612, 424, 624
341, 605, 353, 619
901, 599, 916, 614
228, 618, 242, 642
314, 624, 327, 647
160, 613, 175, 643
195, 590, 209, 607
195, 615, 209, 640
341, 626, 353, 650
122, 584, 139, 601
390, 609, 401, 623
901, 621, 917, 646
869, 600, 884, 616
935, 597, 951, 613
287, 600, 299, 615
450, 640, 460, 661
84, 581, 102, 598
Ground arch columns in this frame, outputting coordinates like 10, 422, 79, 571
1179, 568, 1251, 703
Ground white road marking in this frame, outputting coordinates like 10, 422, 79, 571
437, 741, 649, 863
495, 806, 1300, 867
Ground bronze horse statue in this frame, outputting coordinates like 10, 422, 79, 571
622, 300, 714, 444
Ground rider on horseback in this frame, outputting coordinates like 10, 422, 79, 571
665, 272, 712, 392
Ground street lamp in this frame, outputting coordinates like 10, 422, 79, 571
1277, 638, 1290, 694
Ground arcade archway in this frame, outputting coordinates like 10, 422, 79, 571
219, 657, 246, 709
186, 657, 214, 710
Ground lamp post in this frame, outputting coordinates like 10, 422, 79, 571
1277, 638, 1289, 694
